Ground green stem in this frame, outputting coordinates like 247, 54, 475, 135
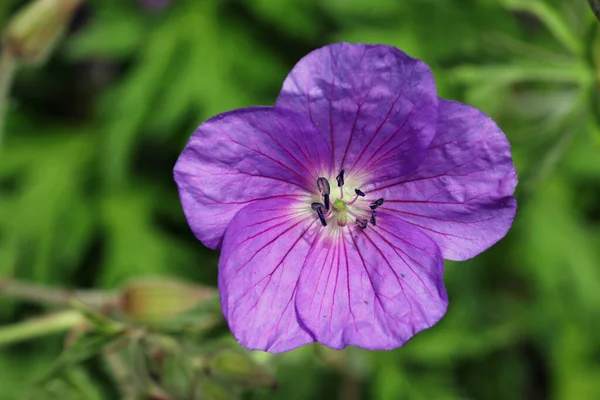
0, 49, 15, 148
0, 278, 121, 311
0, 310, 84, 347
103, 348, 139, 400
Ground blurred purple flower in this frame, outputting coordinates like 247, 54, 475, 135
138, 0, 171, 11
174, 43, 517, 352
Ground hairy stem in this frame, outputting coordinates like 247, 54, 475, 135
0, 310, 84, 347
0, 278, 121, 311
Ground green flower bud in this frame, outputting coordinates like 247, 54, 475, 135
3, 0, 83, 64
209, 349, 277, 389
120, 277, 216, 325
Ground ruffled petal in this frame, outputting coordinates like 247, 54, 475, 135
219, 197, 320, 352
367, 99, 517, 261
276, 43, 438, 184
295, 212, 447, 350
174, 106, 331, 250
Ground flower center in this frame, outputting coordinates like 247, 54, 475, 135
311, 170, 384, 229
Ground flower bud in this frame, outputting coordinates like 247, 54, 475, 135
3, 0, 83, 64
209, 349, 277, 389
120, 277, 216, 325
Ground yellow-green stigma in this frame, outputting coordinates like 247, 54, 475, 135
333, 198, 348, 226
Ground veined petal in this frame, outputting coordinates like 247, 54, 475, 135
368, 99, 517, 261
174, 106, 332, 250
295, 212, 447, 350
219, 197, 319, 352
276, 42, 438, 183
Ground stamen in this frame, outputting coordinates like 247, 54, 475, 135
316, 208, 327, 227
356, 218, 368, 229
317, 177, 330, 195
311, 202, 325, 211
370, 211, 376, 226
317, 177, 331, 209
335, 170, 345, 187
347, 188, 365, 206
369, 198, 384, 210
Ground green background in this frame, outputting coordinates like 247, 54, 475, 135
0, 0, 599, 399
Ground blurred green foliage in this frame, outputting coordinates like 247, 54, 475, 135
0, 0, 599, 399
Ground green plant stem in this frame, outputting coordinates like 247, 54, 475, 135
103, 347, 139, 400
0, 49, 15, 148
0, 278, 121, 311
0, 310, 84, 347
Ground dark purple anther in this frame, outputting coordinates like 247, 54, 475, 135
369, 198, 384, 210
317, 177, 330, 195
336, 170, 345, 187
311, 202, 325, 211
354, 189, 365, 197
316, 208, 327, 227
370, 211, 376, 226
317, 177, 331, 209
356, 218, 368, 229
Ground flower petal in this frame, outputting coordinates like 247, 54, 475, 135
219, 197, 320, 352
368, 99, 517, 261
276, 43, 438, 184
174, 106, 331, 250
295, 212, 447, 350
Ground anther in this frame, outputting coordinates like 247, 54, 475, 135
311, 202, 325, 211
356, 218, 368, 229
316, 208, 327, 227
317, 177, 330, 195
335, 170, 345, 187
354, 188, 365, 197
317, 177, 331, 209
370, 211, 377, 226
369, 198, 384, 210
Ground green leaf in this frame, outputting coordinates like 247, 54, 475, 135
199, 380, 236, 400
0, 132, 95, 283
100, 188, 195, 286
499, 0, 583, 55
450, 61, 591, 86
65, 8, 146, 60
38, 329, 124, 385
244, 0, 322, 41
209, 349, 277, 389
32, 367, 106, 400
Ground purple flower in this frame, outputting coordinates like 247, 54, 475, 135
174, 43, 517, 352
